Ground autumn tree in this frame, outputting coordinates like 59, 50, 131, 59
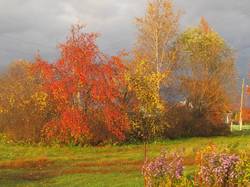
33, 25, 129, 145
0, 61, 52, 142
128, 0, 180, 144
126, 60, 167, 160
173, 18, 237, 136
126, 61, 166, 138
134, 0, 180, 74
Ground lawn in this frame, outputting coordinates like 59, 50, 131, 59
0, 125, 250, 187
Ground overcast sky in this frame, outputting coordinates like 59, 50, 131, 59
0, 0, 249, 77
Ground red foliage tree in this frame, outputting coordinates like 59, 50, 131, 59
242, 108, 250, 123
33, 25, 129, 144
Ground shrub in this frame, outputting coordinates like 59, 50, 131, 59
142, 151, 183, 187
164, 105, 230, 139
0, 61, 53, 142
195, 145, 250, 186
141, 146, 250, 187
33, 25, 129, 145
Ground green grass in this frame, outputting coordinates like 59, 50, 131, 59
0, 126, 250, 187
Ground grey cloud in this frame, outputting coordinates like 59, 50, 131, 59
0, 0, 250, 78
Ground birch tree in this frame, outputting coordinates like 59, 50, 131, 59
134, 0, 180, 74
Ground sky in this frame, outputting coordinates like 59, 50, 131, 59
0, 0, 250, 78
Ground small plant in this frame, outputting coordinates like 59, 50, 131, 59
0, 134, 13, 144
142, 146, 250, 187
195, 145, 250, 187
236, 153, 250, 185
142, 151, 183, 187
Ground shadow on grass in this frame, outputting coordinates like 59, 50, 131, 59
0, 157, 53, 169
0, 158, 143, 182
0, 155, 197, 183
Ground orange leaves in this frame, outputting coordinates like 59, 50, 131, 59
199, 17, 212, 33
43, 108, 90, 144
103, 106, 130, 141
242, 108, 250, 123
32, 57, 53, 81
34, 24, 129, 144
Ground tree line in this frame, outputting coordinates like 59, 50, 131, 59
0, 0, 237, 145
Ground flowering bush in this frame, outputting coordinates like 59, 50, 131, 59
142, 146, 250, 187
196, 145, 250, 186
142, 151, 183, 187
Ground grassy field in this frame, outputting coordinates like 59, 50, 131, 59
0, 125, 250, 187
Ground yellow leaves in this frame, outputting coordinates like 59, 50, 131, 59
135, 0, 180, 72
179, 20, 230, 75
147, 3, 155, 15
4, 91, 48, 112
127, 60, 165, 114
9, 96, 15, 107
180, 24, 225, 59
0, 106, 7, 114
177, 18, 236, 125
31, 92, 48, 111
